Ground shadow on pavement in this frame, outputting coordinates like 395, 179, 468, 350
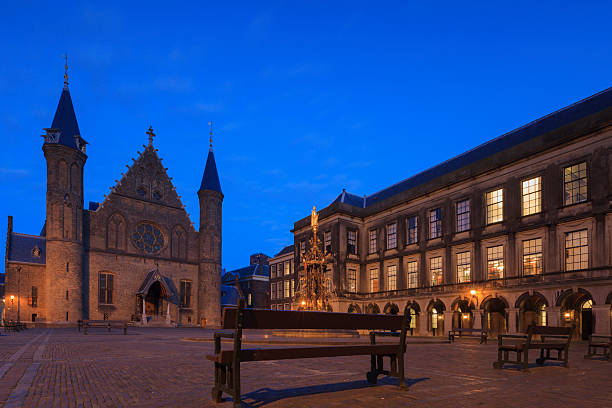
240, 376, 429, 407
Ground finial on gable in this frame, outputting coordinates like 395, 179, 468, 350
63, 53, 69, 88
146, 126, 156, 145
208, 121, 213, 151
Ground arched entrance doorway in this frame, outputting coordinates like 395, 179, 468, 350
427, 299, 446, 336
451, 297, 474, 329
404, 301, 420, 336
558, 289, 594, 340
516, 292, 548, 333
144, 281, 166, 315
481, 296, 508, 337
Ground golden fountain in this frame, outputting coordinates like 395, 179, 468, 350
296, 206, 333, 311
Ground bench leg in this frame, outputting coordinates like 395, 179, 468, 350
367, 354, 378, 384
232, 361, 241, 408
521, 349, 529, 371
212, 363, 225, 403
397, 353, 406, 390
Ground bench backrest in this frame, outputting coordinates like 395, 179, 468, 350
527, 325, 573, 345
222, 308, 407, 331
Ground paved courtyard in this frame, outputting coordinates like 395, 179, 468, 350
0, 327, 610, 407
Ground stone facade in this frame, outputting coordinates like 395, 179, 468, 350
269, 245, 295, 310
223, 254, 270, 309
4, 81, 223, 326
292, 87, 612, 339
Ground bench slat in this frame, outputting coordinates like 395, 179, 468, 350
222, 308, 405, 330
207, 344, 400, 364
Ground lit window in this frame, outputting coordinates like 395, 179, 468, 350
347, 230, 357, 255
30, 286, 38, 307
486, 189, 503, 224
300, 241, 305, 255
277, 281, 283, 299
290, 280, 294, 297
369, 268, 379, 292
99, 273, 114, 304
408, 308, 417, 329
430, 257, 443, 286
431, 308, 438, 329
180, 280, 192, 308
565, 229, 588, 271
407, 216, 418, 244
429, 209, 441, 239
539, 305, 547, 326
523, 238, 543, 275
347, 268, 357, 292
247, 293, 252, 306
271, 283, 276, 299
324, 231, 332, 253
456, 199, 470, 232
522, 177, 542, 216
487, 245, 504, 279
368, 229, 377, 253
387, 223, 397, 249
456, 252, 471, 283
284, 261, 290, 276
564, 162, 587, 205
387, 265, 397, 290
284, 280, 290, 298
406, 261, 418, 288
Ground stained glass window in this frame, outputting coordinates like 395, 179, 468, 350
132, 222, 165, 253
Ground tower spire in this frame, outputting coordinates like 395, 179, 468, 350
208, 121, 213, 151
63, 53, 69, 88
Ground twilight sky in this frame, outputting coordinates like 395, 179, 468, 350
1, 1, 611, 272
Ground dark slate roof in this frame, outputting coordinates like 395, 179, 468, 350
47, 87, 87, 150
222, 264, 270, 283
199, 150, 222, 193
275, 244, 295, 257
88, 201, 100, 211
221, 284, 239, 307
0, 274, 5, 285
331, 190, 366, 208
333, 86, 612, 208
136, 270, 180, 305
7, 233, 46, 264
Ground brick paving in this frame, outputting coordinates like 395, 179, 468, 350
0, 328, 610, 407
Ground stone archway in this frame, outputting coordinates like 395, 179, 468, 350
404, 301, 421, 335
481, 296, 509, 337
515, 291, 548, 333
450, 297, 475, 330
145, 281, 165, 315
557, 288, 594, 340
383, 302, 400, 315
426, 299, 446, 336
365, 303, 380, 314
347, 303, 362, 314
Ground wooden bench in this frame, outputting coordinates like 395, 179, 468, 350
584, 335, 612, 361
493, 325, 573, 371
2, 321, 26, 333
81, 320, 128, 335
448, 328, 488, 344
207, 299, 410, 407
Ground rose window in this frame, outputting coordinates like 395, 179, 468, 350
131, 222, 165, 253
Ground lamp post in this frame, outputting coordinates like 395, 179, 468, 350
10, 295, 14, 321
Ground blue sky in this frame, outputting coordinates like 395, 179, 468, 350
1, 1, 611, 272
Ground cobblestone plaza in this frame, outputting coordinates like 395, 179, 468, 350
1, 328, 611, 407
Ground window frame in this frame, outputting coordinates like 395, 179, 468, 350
386, 222, 397, 249
564, 229, 588, 271
429, 208, 442, 239
324, 231, 332, 253
455, 199, 471, 232
406, 261, 418, 288
563, 161, 588, 206
347, 268, 357, 292
486, 245, 504, 280
430, 257, 443, 286
485, 188, 504, 225
98, 272, 114, 305
369, 268, 379, 293
368, 229, 377, 254
386, 264, 397, 291
522, 238, 543, 276
347, 230, 357, 255
521, 176, 542, 216
456, 251, 471, 283
406, 216, 418, 244
180, 279, 192, 308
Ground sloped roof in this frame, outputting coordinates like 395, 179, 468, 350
199, 150, 222, 193
221, 284, 239, 306
275, 244, 295, 257
331, 86, 612, 209
47, 87, 87, 150
7, 233, 46, 265
222, 263, 270, 283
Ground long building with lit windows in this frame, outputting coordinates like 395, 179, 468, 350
292, 87, 612, 339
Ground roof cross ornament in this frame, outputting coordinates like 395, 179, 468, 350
208, 121, 213, 151
63, 53, 69, 88
146, 126, 156, 145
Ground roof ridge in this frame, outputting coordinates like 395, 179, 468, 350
11, 232, 45, 239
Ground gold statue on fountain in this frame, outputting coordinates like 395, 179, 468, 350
296, 206, 333, 311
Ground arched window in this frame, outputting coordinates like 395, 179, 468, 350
107, 213, 126, 250
172, 226, 187, 259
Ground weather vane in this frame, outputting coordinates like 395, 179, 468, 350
208, 121, 213, 151
146, 126, 156, 145
63, 53, 69, 86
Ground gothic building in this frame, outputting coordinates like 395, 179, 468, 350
293, 87, 612, 339
3, 75, 223, 326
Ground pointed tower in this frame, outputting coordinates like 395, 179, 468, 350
42, 61, 88, 323
197, 126, 222, 327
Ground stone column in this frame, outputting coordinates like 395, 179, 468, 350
141, 296, 147, 325
418, 313, 428, 336
472, 309, 483, 330
592, 305, 611, 335
507, 308, 518, 334
444, 311, 454, 334
547, 307, 561, 327
166, 303, 171, 324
